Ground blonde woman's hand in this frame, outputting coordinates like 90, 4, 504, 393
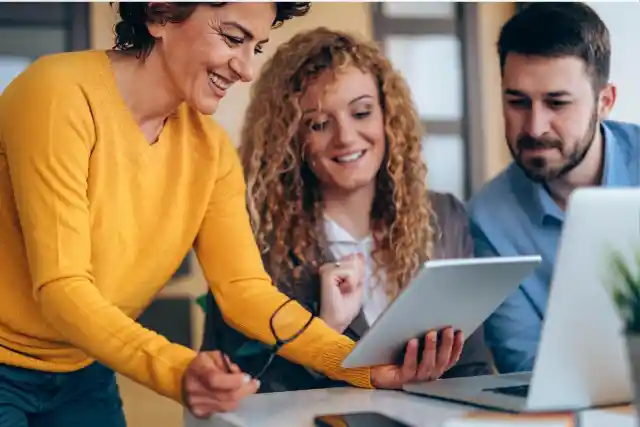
319, 253, 366, 333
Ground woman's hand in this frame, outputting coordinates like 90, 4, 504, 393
182, 351, 259, 418
319, 253, 366, 333
370, 327, 464, 389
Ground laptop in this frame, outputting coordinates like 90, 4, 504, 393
342, 256, 541, 369
403, 187, 637, 412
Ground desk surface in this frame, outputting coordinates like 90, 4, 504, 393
184, 388, 473, 427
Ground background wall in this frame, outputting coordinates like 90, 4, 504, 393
588, 3, 640, 124
474, 2, 513, 181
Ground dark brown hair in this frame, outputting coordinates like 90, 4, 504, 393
112, 2, 311, 56
498, 2, 610, 91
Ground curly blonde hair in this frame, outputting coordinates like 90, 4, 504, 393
240, 27, 433, 300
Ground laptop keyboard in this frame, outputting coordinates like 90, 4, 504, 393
484, 384, 530, 398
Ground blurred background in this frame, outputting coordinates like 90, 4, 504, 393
0, 2, 638, 426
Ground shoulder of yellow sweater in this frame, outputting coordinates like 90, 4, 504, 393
13, 50, 103, 86
0, 50, 100, 135
1, 50, 102, 110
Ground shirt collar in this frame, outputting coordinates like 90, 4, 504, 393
532, 183, 564, 225
323, 215, 372, 245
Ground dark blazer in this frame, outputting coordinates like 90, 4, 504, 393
201, 191, 495, 393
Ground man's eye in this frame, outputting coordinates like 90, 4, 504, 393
548, 100, 571, 109
507, 99, 529, 107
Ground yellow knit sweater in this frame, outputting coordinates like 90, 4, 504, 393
0, 50, 371, 403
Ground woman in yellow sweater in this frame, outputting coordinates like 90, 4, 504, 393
0, 2, 349, 425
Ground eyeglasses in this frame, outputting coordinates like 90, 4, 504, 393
223, 296, 315, 381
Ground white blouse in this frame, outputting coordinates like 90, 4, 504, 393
323, 216, 389, 326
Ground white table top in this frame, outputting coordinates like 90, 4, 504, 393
183, 387, 474, 427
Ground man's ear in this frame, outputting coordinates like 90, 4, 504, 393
598, 83, 616, 119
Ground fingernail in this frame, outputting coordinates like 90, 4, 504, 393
255, 380, 261, 388
243, 374, 251, 384
428, 331, 437, 341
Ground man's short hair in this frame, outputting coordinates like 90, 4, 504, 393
497, 2, 610, 91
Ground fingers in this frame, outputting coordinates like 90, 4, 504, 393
321, 256, 365, 293
416, 330, 437, 381
184, 352, 260, 419
432, 328, 454, 380
197, 352, 252, 391
413, 327, 461, 382
212, 352, 241, 374
447, 330, 464, 369
185, 351, 255, 392
400, 338, 419, 382
344, 253, 366, 283
334, 267, 358, 291
204, 379, 259, 403
377, 328, 464, 390
225, 354, 242, 373
189, 380, 260, 418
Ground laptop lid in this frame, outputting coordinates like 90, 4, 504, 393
526, 188, 636, 411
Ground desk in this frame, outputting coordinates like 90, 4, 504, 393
184, 388, 472, 427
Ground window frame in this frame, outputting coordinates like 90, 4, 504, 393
371, 2, 480, 200
0, 2, 90, 55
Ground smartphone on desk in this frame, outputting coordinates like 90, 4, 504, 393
314, 412, 413, 427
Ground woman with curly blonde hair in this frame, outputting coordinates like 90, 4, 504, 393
202, 27, 493, 392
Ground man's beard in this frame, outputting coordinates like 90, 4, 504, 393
509, 106, 599, 183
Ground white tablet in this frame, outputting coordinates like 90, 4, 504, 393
341, 255, 542, 368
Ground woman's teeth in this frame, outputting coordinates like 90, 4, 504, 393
335, 151, 365, 163
209, 73, 230, 90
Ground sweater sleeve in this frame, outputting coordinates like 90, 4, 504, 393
193, 133, 372, 388
0, 61, 196, 403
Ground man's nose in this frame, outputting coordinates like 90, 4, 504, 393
524, 105, 552, 138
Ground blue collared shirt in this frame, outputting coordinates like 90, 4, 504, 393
467, 120, 640, 373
